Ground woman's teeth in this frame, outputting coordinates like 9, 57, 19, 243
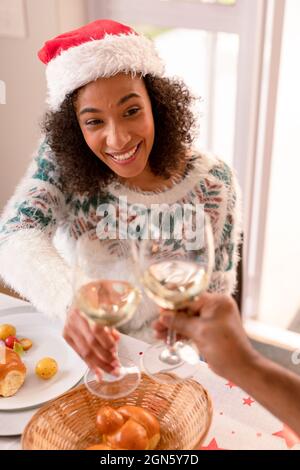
109, 145, 138, 162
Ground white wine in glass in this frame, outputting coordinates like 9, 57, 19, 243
143, 260, 209, 310
75, 279, 141, 327
73, 235, 142, 399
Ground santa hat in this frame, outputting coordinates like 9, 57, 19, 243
38, 19, 165, 112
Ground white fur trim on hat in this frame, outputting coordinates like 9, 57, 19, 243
46, 33, 165, 111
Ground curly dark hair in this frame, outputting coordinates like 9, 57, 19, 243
41, 75, 197, 195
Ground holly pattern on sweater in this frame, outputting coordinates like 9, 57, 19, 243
0, 141, 242, 341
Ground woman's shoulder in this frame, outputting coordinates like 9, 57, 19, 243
190, 149, 237, 190
34, 139, 60, 181
31, 138, 63, 189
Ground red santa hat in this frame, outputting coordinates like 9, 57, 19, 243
38, 19, 165, 112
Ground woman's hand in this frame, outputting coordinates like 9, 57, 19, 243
63, 307, 120, 380
153, 293, 259, 383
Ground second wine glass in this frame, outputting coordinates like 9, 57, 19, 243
131, 214, 215, 383
73, 234, 142, 399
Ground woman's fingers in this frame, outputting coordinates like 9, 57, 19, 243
76, 311, 117, 357
111, 328, 120, 341
75, 315, 119, 371
91, 323, 119, 352
64, 308, 120, 374
66, 326, 117, 374
95, 367, 103, 382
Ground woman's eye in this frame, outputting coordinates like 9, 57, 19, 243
86, 119, 103, 126
124, 107, 140, 117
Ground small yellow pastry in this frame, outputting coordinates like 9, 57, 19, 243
35, 357, 58, 380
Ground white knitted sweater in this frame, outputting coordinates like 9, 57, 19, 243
0, 141, 242, 342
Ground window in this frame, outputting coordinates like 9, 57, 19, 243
254, 0, 300, 331
89, 0, 297, 338
134, 25, 238, 165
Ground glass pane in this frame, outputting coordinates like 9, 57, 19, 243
259, 0, 300, 331
134, 26, 238, 165
213, 32, 238, 165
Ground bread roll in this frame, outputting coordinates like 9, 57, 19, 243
0, 348, 26, 397
97, 405, 160, 450
118, 405, 161, 450
105, 418, 149, 450
96, 405, 124, 434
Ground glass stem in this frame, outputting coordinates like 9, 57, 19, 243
166, 326, 177, 350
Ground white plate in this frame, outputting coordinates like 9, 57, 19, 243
0, 311, 86, 412
0, 407, 39, 437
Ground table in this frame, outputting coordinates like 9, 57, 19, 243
0, 293, 299, 450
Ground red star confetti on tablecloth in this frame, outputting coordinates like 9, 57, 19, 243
272, 424, 300, 449
243, 397, 255, 406
200, 438, 226, 450
225, 381, 237, 389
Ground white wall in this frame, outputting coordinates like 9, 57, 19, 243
0, 0, 87, 212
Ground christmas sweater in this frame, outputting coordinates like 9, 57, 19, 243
0, 140, 242, 342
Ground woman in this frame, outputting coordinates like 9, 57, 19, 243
0, 19, 241, 377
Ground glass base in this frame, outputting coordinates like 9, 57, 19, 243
141, 340, 200, 384
84, 357, 141, 399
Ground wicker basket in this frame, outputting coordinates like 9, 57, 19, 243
21, 373, 212, 450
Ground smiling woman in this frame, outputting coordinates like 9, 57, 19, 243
42, 72, 195, 195
0, 19, 242, 379
74, 74, 155, 184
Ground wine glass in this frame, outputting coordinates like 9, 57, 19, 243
72, 233, 142, 399
131, 212, 214, 383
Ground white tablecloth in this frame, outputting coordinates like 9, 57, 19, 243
0, 293, 299, 450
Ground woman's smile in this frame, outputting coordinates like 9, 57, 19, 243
105, 141, 142, 165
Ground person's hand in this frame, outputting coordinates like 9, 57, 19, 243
153, 293, 259, 383
63, 307, 121, 380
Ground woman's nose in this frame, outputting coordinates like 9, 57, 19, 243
105, 123, 131, 150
